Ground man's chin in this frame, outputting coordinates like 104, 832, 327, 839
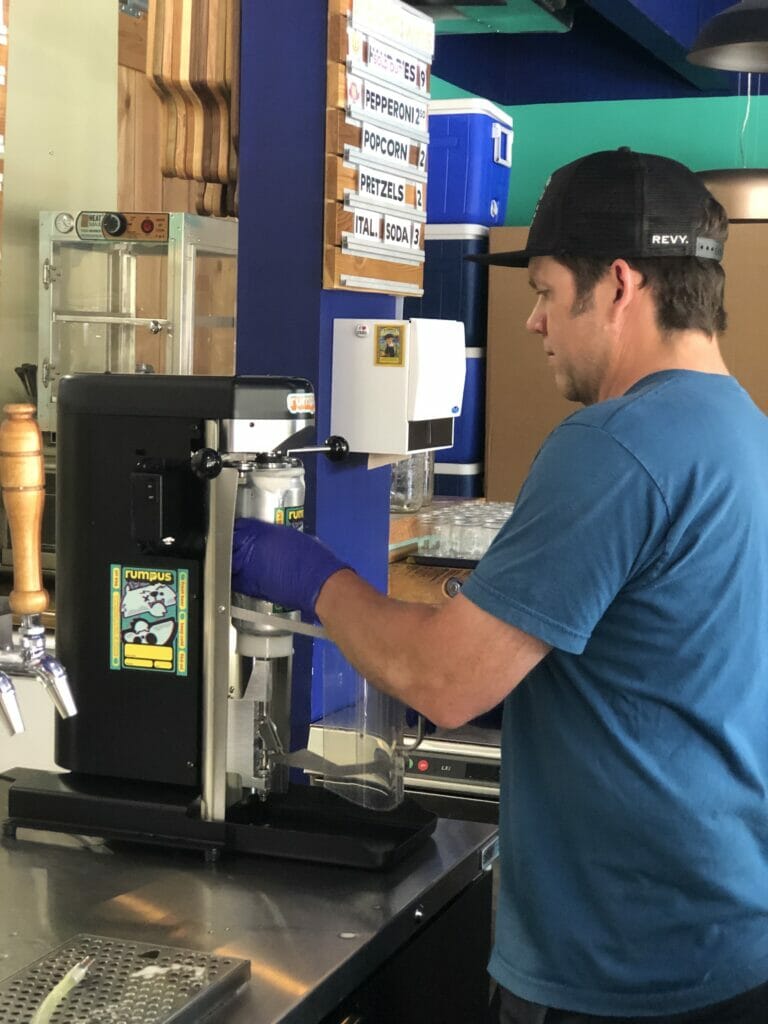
553, 373, 578, 403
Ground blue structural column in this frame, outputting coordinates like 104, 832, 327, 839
237, 2, 397, 735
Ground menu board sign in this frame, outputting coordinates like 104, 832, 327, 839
324, 0, 434, 296
360, 34, 429, 95
350, 0, 435, 59
346, 73, 428, 137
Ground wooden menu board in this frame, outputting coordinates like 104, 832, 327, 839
324, 0, 434, 296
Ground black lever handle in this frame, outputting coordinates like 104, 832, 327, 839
286, 436, 349, 462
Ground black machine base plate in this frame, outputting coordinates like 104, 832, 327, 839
4, 768, 437, 870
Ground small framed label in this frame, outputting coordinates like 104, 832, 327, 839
375, 323, 405, 366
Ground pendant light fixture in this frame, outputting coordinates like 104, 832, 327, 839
688, 1, 768, 72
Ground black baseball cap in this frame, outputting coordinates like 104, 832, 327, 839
469, 147, 725, 268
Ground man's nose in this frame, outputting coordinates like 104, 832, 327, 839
526, 304, 545, 335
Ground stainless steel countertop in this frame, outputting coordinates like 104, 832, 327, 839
0, 814, 496, 1023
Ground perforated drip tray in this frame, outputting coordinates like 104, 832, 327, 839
0, 934, 250, 1023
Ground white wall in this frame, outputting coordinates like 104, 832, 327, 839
0, 0, 117, 770
0, 683, 56, 772
0, 0, 118, 411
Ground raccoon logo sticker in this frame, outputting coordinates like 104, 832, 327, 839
110, 565, 189, 675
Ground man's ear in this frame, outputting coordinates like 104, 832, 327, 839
607, 259, 641, 316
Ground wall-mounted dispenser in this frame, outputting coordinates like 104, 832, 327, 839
331, 318, 466, 456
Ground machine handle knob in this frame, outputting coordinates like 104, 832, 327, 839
324, 435, 349, 461
191, 447, 223, 479
0, 404, 49, 615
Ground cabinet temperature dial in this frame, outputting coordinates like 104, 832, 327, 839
102, 213, 128, 237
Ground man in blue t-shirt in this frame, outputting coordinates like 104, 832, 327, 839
232, 148, 768, 1023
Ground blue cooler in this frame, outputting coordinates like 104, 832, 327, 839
403, 225, 489, 348
427, 98, 514, 226
434, 462, 484, 498
438, 347, 485, 465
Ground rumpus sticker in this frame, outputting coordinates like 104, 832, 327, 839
274, 505, 304, 528
110, 565, 188, 675
375, 323, 405, 366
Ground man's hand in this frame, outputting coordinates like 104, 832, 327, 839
231, 518, 351, 619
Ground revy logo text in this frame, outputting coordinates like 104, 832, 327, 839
651, 234, 688, 245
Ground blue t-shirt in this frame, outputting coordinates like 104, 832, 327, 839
462, 370, 768, 1016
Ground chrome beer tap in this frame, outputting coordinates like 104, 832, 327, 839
0, 404, 75, 734
0, 655, 24, 736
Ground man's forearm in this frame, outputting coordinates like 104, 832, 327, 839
229, 457, 549, 725
315, 569, 448, 718
314, 569, 549, 728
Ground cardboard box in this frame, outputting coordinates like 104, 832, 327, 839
718, 222, 768, 414
484, 226, 573, 502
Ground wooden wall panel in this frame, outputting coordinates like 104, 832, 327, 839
118, 11, 196, 215
118, 8, 147, 73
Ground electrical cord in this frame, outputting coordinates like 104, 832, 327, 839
30, 955, 95, 1024
739, 71, 753, 168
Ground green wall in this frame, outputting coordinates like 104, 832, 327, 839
431, 77, 768, 224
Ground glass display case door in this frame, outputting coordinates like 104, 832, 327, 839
37, 226, 172, 433
168, 216, 237, 377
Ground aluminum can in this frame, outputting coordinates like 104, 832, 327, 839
232, 456, 305, 647
235, 456, 305, 528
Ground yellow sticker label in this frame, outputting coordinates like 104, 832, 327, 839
374, 323, 405, 367
110, 565, 189, 676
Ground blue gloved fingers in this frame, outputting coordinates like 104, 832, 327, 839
231, 517, 351, 619
231, 517, 277, 576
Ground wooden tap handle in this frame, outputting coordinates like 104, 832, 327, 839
0, 404, 49, 615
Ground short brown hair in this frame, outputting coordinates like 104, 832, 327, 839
556, 193, 729, 337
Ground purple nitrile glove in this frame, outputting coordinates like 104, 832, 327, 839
231, 518, 352, 620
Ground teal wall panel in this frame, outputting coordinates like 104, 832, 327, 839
431, 77, 768, 223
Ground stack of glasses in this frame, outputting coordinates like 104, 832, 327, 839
416, 501, 515, 563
